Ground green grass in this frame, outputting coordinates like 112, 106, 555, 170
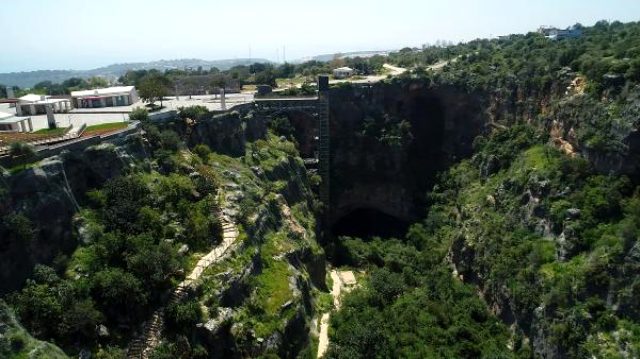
33, 126, 68, 136
521, 145, 560, 171
256, 260, 291, 315
84, 122, 127, 132
8, 162, 38, 175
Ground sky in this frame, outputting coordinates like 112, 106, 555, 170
1, 0, 639, 72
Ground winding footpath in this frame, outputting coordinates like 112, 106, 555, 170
317, 270, 356, 358
127, 192, 239, 359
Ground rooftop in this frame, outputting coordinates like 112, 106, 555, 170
334, 67, 354, 72
18, 94, 70, 104
71, 86, 135, 97
19, 94, 46, 102
0, 111, 14, 120
0, 111, 21, 124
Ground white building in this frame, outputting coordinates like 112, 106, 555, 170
71, 86, 139, 108
539, 25, 582, 40
0, 111, 32, 132
333, 67, 355, 79
16, 94, 71, 116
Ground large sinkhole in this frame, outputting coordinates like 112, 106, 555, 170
331, 208, 410, 239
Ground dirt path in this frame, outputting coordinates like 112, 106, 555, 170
317, 270, 355, 358
382, 63, 407, 76
127, 193, 239, 359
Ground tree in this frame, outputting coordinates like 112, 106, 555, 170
87, 77, 108, 89
210, 75, 227, 92
159, 130, 181, 151
61, 77, 86, 89
129, 108, 149, 123
254, 69, 277, 87
101, 175, 150, 233
91, 268, 147, 323
193, 144, 211, 160
138, 74, 170, 108
59, 299, 102, 342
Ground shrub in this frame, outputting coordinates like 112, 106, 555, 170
193, 144, 211, 160
129, 108, 149, 123
159, 130, 181, 151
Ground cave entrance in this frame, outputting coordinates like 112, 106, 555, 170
331, 208, 410, 239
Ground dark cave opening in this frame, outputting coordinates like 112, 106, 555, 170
331, 208, 410, 239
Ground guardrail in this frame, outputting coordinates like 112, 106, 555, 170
0, 122, 141, 167
0, 125, 76, 154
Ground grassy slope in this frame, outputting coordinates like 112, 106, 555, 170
0, 301, 68, 359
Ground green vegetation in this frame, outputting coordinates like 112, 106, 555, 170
4, 19, 640, 359
2, 76, 109, 98
138, 73, 171, 108
327, 122, 640, 357
149, 131, 322, 358
421, 125, 640, 357
84, 122, 127, 133
0, 300, 68, 359
323, 21, 640, 358
7, 142, 36, 169
7, 121, 222, 354
327, 235, 515, 358
33, 127, 68, 136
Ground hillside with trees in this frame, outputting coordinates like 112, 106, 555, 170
2, 19, 640, 359
324, 20, 640, 358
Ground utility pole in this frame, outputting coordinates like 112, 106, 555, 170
283, 45, 286, 63
220, 87, 226, 111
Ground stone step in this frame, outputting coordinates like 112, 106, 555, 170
127, 196, 241, 358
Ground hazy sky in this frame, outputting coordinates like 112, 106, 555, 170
1, 0, 639, 72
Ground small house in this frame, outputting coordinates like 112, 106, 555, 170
16, 94, 71, 116
71, 86, 139, 108
333, 67, 355, 79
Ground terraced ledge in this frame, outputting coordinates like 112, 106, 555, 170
127, 190, 240, 359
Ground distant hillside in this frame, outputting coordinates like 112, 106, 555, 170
0, 58, 269, 88
294, 50, 394, 63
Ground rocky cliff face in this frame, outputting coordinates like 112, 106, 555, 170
184, 136, 325, 358
180, 109, 268, 157
327, 81, 487, 233
1, 109, 324, 357
0, 138, 144, 294
326, 78, 640, 357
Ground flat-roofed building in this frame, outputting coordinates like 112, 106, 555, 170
71, 86, 139, 108
333, 67, 355, 79
0, 111, 32, 132
16, 94, 71, 116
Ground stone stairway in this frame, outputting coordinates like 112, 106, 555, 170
126, 198, 239, 359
